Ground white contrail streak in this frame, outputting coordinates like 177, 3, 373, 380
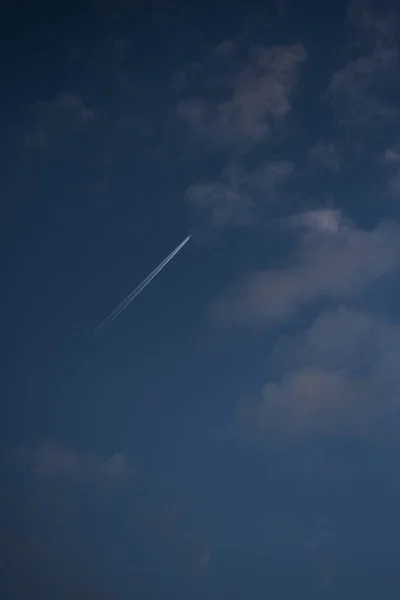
95, 235, 191, 336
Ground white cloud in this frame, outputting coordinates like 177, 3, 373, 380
176, 43, 306, 148
30, 442, 135, 484
210, 213, 400, 324
236, 306, 400, 438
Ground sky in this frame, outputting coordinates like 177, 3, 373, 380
2, 0, 400, 597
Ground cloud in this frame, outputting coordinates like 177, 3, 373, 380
327, 47, 398, 126
382, 148, 400, 194
308, 141, 340, 170
23, 92, 95, 150
176, 42, 307, 148
382, 148, 400, 164
210, 211, 400, 324
326, 8, 399, 132
0, 528, 115, 599
170, 62, 204, 93
388, 173, 400, 195
251, 160, 294, 192
187, 159, 294, 230
236, 305, 400, 438
175, 38, 303, 232
12, 442, 211, 594
288, 208, 342, 234
214, 40, 236, 59
29, 442, 136, 484
187, 181, 256, 229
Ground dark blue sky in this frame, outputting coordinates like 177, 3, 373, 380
2, 0, 400, 598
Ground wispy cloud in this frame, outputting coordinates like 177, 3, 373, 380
0, 529, 114, 600
251, 160, 294, 194
23, 92, 95, 150
28, 442, 136, 484
308, 140, 340, 170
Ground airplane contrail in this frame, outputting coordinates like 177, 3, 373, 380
95, 235, 191, 336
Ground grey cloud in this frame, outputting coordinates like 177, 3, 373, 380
262, 367, 365, 432
30, 442, 136, 484
250, 160, 294, 192
388, 170, 400, 194
187, 181, 256, 229
347, 1, 399, 43
327, 47, 398, 125
287, 208, 342, 233
326, 9, 399, 132
23, 92, 95, 150
236, 306, 400, 438
12, 443, 210, 596
382, 148, 400, 164
276, 305, 400, 379
177, 39, 303, 231
214, 40, 236, 59
187, 159, 294, 229
176, 43, 307, 148
0, 529, 114, 600
382, 149, 400, 194
308, 141, 340, 170
210, 213, 400, 324
170, 62, 204, 92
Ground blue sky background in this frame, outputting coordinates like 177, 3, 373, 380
2, 0, 400, 597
